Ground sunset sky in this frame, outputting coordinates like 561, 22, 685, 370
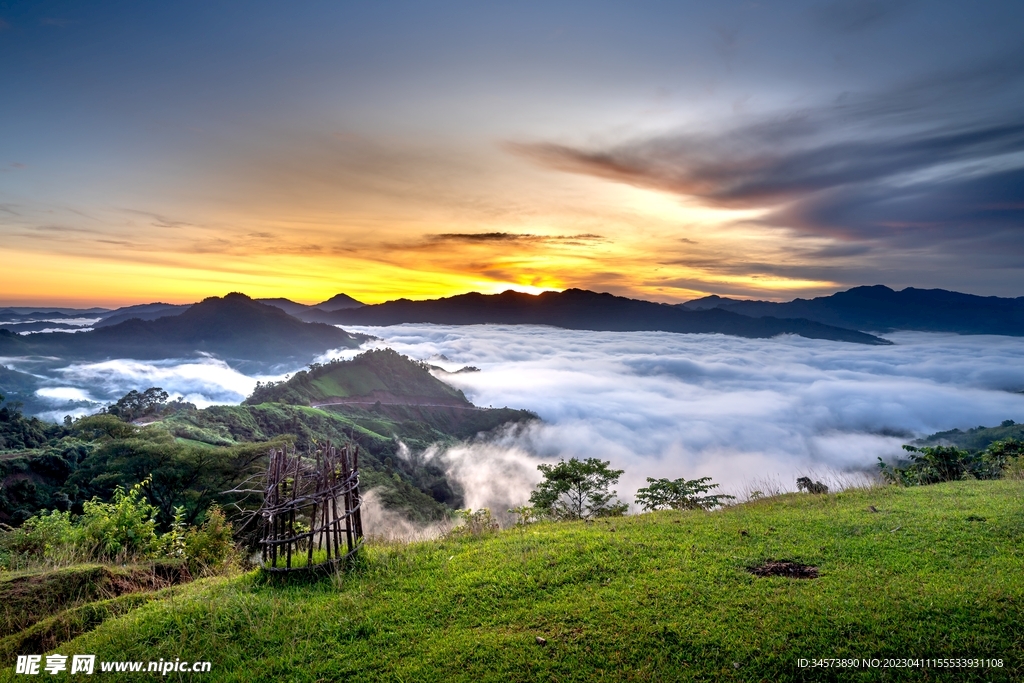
2, 0, 1023, 307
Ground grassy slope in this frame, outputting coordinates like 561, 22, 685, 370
10, 481, 1021, 682
246, 348, 471, 406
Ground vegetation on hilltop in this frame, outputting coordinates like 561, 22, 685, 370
246, 348, 470, 406
918, 419, 1024, 452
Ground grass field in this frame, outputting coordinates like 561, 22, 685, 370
3, 480, 1022, 681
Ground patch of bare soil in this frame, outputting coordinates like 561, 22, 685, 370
747, 559, 819, 579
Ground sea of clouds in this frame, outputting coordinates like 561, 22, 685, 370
12, 325, 1024, 511
340, 325, 1024, 508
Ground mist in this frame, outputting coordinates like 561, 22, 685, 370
346, 325, 1024, 505
4, 356, 291, 422
8, 324, 1024, 510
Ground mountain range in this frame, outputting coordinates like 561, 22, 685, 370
680, 285, 1024, 336
0, 293, 367, 366
318, 289, 891, 345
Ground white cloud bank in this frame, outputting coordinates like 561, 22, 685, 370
15, 325, 1024, 511
345, 325, 1024, 503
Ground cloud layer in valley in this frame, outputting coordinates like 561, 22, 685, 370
348, 324, 1024, 506
10, 357, 291, 422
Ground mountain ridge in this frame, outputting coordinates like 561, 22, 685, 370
681, 284, 1024, 335
0, 293, 367, 366
319, 288, 892, 345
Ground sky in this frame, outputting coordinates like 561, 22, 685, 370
2, 0, 1023, 306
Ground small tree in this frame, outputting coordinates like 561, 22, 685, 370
529, 458, 627, 520
635, 476, 734, 511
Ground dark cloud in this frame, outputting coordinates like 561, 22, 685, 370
509, 120, 1024, 210
428, 232, 604, 244
509, 52, 1024, 263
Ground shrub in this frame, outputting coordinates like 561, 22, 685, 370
449, 508, 498, 536
0, 510, 81, 567
635, 477, 734, 511
507, 504, 537, 527
183, 506, 234, 575
880, 439, 1023, 486
79, 479, 160, 561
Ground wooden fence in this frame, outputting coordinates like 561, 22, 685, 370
258, 441, 364, 572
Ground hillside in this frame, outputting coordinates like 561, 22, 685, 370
323, 289, 891, 345
245, 348, 471, 407
92, 303, 190, 328
10, 481, 1021, 682
682, 285, 1024, 335
918, 419, 1024, 452
0, 294, 367, 366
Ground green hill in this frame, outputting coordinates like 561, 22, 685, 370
7, 480, 1021, 681
918, 419, 1024, 452
245, 348, 471, 407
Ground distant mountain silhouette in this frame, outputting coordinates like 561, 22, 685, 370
94, 302, 191, 328
681, 285, 1024, 335
0, 293, 367, 365
92, 294, 366, 328
315, 293, 365, 311
255, 298, 312, 317
322, 289, 891, 344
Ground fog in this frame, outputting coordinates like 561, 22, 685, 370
345, 325, 1024, 505
6, 356, 290, 422
8, 325, 1024, 509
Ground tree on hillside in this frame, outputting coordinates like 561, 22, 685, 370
635, 476, 734, 511
105, 388, 169, 422
529, 458, 627, 520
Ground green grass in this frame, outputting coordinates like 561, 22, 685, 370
0, 562, 189, 637
5, 481, 1023, 681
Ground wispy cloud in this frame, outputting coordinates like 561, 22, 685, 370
430, 232, 604, 244
507, 50, 1024, 268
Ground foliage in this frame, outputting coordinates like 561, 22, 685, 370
879, 440, 1023, 486
0, 392, 60, 451
983, 438, 1024, 472
507, 504, 537, 526
0, 510, 79, 565
449, 508, 498, 536
1, 487, 234, 572
78, 479, 160, 561
917, 419, 1024, 453
182, 506, 234, 575
529, 457, 627, 520
635, 476, 734, 511
105, 388, 170, 422
162, 506, 187, 559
